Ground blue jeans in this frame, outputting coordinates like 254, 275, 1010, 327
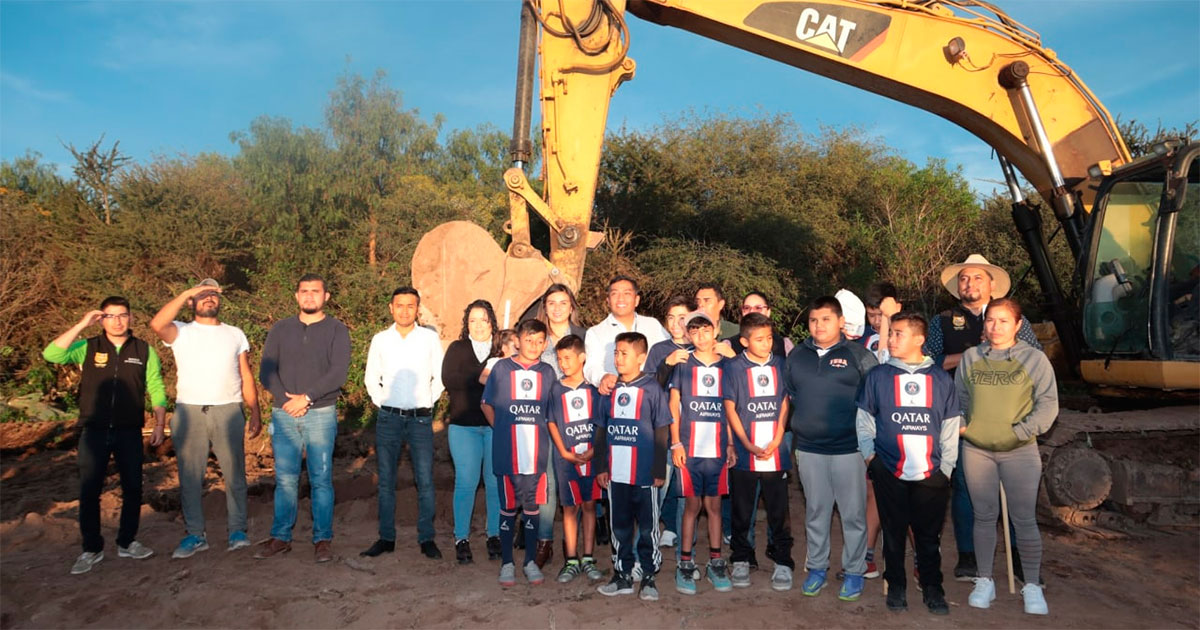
538, 455, 557, 541
448, 424, 499, 541
951, 438, 975, 553
375, 409, 435, 543
269, 406, 337, 543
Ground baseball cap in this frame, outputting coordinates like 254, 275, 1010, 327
835, 289, 866, 338
684, 310, 715, 328
196, 278, 221, 300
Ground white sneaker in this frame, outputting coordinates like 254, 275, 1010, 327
659, 530, 677, 548
71, 551, 104, 575
1022, 583, 1049, 615
631, 562, 643, 582
770, 564, 794, 591
968, 577, 996, 609
731, 561, 752, 587
117, 541, 154, 559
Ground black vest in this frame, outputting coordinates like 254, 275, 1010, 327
78, 334, 150, 429
938, 304, 986, 375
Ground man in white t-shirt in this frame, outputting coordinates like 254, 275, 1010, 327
151, 279, 262, 559
583, 275, 670, 394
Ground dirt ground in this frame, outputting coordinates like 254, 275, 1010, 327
2, 421, 1198, 629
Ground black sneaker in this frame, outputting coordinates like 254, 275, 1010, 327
953, 551, 977, 581
359, 539, 395, 557
923, 585, 949, 615
420, 541, 442, 559
455, 539, 473, 565
598, 572, 634, 596
886, 585, 908, 612
486, 536, 502, 560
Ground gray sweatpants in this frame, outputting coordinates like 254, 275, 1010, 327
172, 402, 248, 537
962, 441, 1043, 585
795, 450, 868, 575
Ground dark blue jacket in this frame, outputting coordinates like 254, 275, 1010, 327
785, 336, 877, 455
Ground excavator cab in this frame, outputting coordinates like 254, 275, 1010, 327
1080, 141, 1200, 387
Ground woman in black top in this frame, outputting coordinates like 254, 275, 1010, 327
442, 300, 502, 564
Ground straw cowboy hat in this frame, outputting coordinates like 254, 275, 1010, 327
940, 254, 1011, 300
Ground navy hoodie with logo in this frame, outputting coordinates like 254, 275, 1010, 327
785, 336, 877, 455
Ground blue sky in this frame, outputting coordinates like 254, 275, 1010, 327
2, 0, 1198, 197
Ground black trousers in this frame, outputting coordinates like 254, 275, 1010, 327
729, 468, 794, 569
608, 483, 660, 576
868, 457, 950, 591
78, 427, 144, 552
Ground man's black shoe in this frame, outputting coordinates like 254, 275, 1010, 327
455, 539, 473, 565
886, 585, 907, 612
486, 536, 502, 560
420, 540, 442, 559
923, 585, 949, 615
954, 551, 978, 581
359, 539, 395, 557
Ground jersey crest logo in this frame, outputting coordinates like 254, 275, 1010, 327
749, 365, 778, 397
511, 369, 541, 401
612, 386, 642, 420
895, 374, 933, 407
692, 365, 721, 398
617, 393, 630, 406
571, 397, 584, 409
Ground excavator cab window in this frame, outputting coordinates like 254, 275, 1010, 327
1167, 157, 1199, 358
1084, 179, 1158, 355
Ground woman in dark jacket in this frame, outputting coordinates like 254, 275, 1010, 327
442, 300, 502, 565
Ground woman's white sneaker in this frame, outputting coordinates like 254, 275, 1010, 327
968, 577, 996, 609
1022, 583, 1049, 615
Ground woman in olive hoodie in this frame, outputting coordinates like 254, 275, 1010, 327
954, 298, 1057, 616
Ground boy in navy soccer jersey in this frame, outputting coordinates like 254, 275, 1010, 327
481, 319, 558, 587
594, 332, 671, 601
546, 334, 605, 584
669, 311, 734, 595
722, 313, 795, 591
856, 312, 960, 615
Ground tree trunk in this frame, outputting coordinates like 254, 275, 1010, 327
368, 209, 378, 268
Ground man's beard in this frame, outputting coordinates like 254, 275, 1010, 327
196, 304, 220, 318
301, 305, 323, 315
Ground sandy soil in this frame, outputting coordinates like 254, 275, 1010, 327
2, 421, 1197, 629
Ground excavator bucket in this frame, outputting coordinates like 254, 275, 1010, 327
411, 220, 553, 343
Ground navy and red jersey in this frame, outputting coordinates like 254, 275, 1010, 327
856, 361, 959, 481
597, 373, 672, 486
482, 357, 557, 476
722, 352, 791, 473
669, 355, 728, 461
548, 380, 600, 480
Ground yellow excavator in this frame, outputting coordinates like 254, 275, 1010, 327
412, 0, 1198, 526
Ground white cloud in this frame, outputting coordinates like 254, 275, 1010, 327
0, 71, 71, 103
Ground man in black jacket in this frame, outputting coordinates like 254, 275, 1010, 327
44, 296, 168, 575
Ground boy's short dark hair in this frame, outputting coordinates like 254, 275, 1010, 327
555, 334, 585, 354
686, 316, 714, 330
297, 273, 327, 291
665, 295, 696, 313
864, 282, 898, 309
608, 274, 640, 295
391, 286, 420, 303
516, 319, 548, 338
695, 282, 724, 301
739, 312, 774, 338
890, 311, 928, 337
808, 296, 843, 318
615, 331, 648, 355
99, 296, 130, 311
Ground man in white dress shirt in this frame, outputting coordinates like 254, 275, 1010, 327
584, 275, 670, 395
360, 287, 446, 559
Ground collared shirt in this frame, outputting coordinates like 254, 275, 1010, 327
364, 324, 445, 409
583, 313, 670, 387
